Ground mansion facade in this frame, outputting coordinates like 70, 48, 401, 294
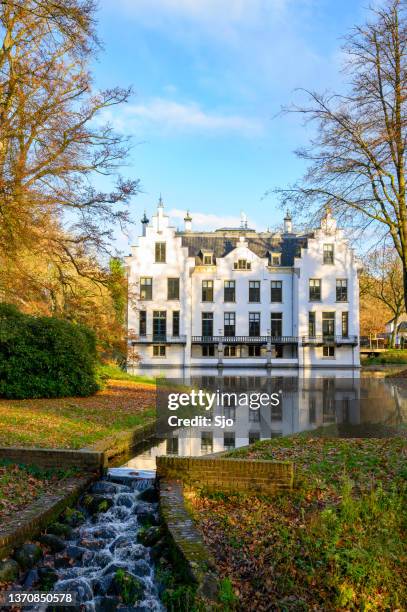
125, 199, 360, 369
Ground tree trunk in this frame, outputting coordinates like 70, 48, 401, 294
402, 259, 407, 315
390, 322, 397, 349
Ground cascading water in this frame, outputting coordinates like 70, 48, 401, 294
28, 474, 164, 611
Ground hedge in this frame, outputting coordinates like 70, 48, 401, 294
0, 304, 98, 398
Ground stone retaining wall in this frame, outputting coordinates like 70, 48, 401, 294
159, 479, 218, 601
0, 447, 104, 472
86, 421, 156, 461
156, 456, 294, 494
0, 475, 94, 559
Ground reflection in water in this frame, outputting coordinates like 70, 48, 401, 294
123, 368, 406, 470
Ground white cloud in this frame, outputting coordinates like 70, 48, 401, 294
108, 97, 262, 136
169, 208, 257, 230
111, 0, 289, 31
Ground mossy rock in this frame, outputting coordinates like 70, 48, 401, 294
62, 507, 85, 527
13, 543, 43, 570
39, 534, 66, 553
38, 566, 58, 590
0, 559, 19, 582
137, 486, 159, 503
137, 526, 163, 547
83, 494, 113, 515
47, 522, 73, 538
112, 569, 144, 605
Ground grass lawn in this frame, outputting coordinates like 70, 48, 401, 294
0, 462, 73, 524
98, 364, 156, 385
0, 378, 156, 449
361, 349, 407, 365
189, 436, 407, 611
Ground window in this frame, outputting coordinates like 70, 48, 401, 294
202, 344, 215, 357
249, 312, 260, 336
249, 280, 260, 302
202, 280, 214, 302
248, 345, 261, 357
323, 244, 334, 264
309, 278, 321, 301
153, 311, 166, 340
234, 259, 251, 270
155, 242, 166, 263
140, 277, 152, 300
203, 253, 213, 265
224, 406, 236, 420
166, 436, 178, 455
224, 345, 237, 357
224, 280, 235, 302
336, 279, 348, 302
271, 280, 282, 302
322, 312, 335, 338
323, 345, 335, 358
173, 311, 180, 337
153, 345, 166, 357
167, 278, 180, 300
139, 311, 147, 336
271, 253, 281, 266
224, 432, 235, 450
201, 431, 213, 454
249, 431, 260, 445
342, 312, 349, 338
224, 312, 236, 336
202, 313, 213, 337
308, 312, 316, 338
271, 312, 282, 337
271, 403, 283, 420
249, 407, 260, 422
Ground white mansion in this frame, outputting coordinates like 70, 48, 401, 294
125, 199, 360, 369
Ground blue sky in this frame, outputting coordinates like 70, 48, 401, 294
93, 0, 370, 250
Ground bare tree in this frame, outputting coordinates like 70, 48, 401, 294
276, 0, 407, 307
0, 0, 138, 281
360, 247, 405, 347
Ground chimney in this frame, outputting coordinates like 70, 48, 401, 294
184, 210, 192, 232
141, 211, 149, 237
283, 210, 293, 234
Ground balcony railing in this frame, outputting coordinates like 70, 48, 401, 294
301, 335, 358, 346
191, 335, 298, 344
130, 335, 187, 344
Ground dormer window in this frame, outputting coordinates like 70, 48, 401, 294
203, 253, 214, 265
234, 259, 251, 270
200, 249, 214, 265
269, 253, 281, 266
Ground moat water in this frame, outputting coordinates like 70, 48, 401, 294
122, 366, 407, 471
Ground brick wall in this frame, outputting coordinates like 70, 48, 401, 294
156, 456, 293, 494
0, 447, 104, 472
0, 476, 94, 558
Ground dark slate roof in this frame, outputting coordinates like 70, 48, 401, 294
397, 321, 407, 332
175, 229, 311, 266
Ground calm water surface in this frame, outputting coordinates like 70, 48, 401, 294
122, 367, 407, 470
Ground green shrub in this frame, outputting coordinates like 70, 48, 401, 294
0, 303, 98, 398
